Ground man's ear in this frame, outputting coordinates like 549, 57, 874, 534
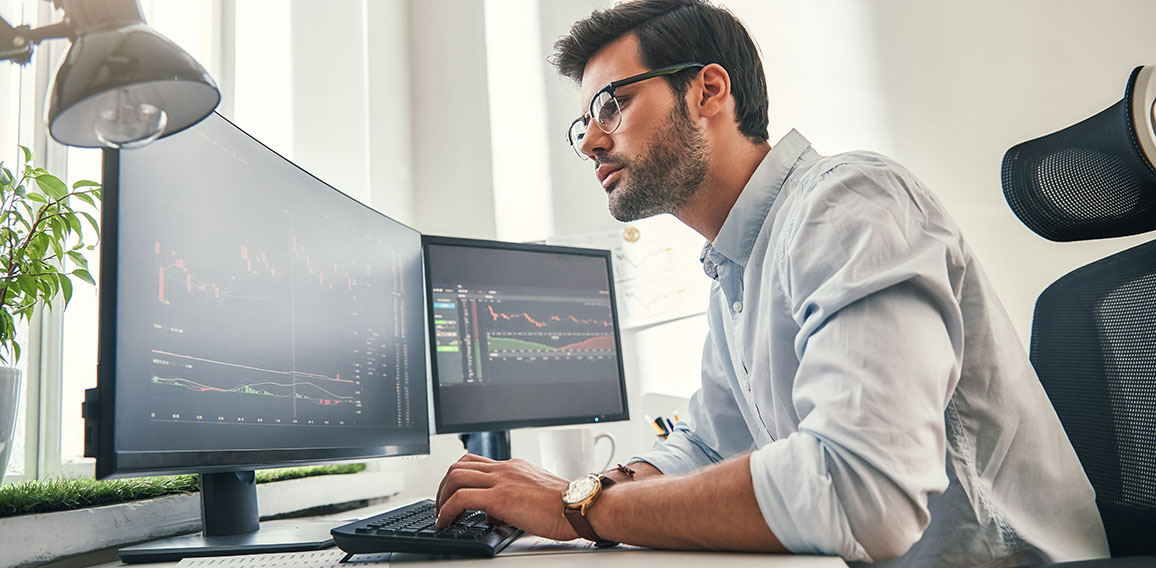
694, 63, 731, 119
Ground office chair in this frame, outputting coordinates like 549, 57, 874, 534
1002, 65, 1156, 566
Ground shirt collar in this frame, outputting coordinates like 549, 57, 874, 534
708, 129, 814, 271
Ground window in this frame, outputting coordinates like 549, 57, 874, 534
1, 0, 222, 482
17, 0, 302, 481
2, 0, 44, 483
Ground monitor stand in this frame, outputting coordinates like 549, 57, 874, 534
117, 471, 335, 564
458, 430, 511, 460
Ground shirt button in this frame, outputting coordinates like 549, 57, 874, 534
732, 301, 743, 313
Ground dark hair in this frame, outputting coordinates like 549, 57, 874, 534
551, 0, 769, 143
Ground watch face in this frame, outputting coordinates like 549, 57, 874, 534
563, 475, 600, 505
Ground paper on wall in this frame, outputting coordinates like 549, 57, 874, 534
548, 216, 711, 329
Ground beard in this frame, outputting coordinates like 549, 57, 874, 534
601, 101, 709, 222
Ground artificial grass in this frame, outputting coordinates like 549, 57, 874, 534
0, 463, 366, 517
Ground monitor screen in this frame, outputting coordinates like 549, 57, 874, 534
91, 112, 429, 480
422, 236, 628, 434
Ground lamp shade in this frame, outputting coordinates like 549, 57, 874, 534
47, 23, 220, 148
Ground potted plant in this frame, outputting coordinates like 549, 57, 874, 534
0, 146, 101, 484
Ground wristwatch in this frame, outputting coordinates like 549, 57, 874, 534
562, 473, 618, 547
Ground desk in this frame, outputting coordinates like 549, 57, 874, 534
69, 497, 847, 568
82, 549, 845, 568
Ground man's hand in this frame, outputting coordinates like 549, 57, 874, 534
435, 453, 580, 541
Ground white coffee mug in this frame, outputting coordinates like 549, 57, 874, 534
538, 428, 616, 480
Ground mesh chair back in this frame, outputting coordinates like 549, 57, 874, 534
1030, 239, 1156, 556
1002, 67, 1156, 241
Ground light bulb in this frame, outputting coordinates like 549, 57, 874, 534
93, 87, 169, 149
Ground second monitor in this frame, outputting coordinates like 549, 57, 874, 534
422, 236, 629, 459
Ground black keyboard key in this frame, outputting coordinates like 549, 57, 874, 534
331, 499, 523, 559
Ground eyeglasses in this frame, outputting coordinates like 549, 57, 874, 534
567, 62, 706, 159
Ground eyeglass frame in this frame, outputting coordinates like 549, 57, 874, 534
566, 62, 707, 158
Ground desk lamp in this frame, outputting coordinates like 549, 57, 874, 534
0, 0, 219, 149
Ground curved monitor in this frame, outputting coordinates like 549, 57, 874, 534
422, 236, 629, 438
86, 112, 428, 561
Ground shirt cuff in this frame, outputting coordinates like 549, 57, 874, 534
749, 433, 873, 562
629, 426, 722, 476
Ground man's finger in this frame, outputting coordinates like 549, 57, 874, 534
436, 457, 501, 510
435, 488, 491, 529
459, 452, 497, 465
436, 468, 494, 511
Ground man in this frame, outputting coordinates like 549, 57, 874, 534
435, 1, 1109, 565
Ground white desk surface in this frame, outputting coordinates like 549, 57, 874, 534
84, 549, 845, 568
76, 496, 847, 568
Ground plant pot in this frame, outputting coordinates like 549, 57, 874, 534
0, 366, 21, 485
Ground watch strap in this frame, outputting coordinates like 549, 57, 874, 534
563, 476, 618, 547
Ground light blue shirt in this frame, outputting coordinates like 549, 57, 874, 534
633, 130, 1108, 566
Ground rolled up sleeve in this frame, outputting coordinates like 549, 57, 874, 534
752, 162, 965, 562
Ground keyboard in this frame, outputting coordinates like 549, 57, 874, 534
331, 499, 524, 559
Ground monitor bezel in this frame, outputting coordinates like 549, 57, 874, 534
93, 112, 430, 479
421, 235, 630, 434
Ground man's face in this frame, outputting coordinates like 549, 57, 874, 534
577, 35, 708, 222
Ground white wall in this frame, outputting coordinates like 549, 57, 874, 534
277, 0, 1156, 488
722, 0, 1156, 343
408, 0, 497, 238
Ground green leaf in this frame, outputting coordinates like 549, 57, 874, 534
66, 250, 89, 270
38, 276, 57, 300
49, 234, 64, 261
12, 212, 30, 231
74, 193, 95, 207
25, 193, 47, 204
15, 184, 25, 196
0, 167, 11, 187
49, 216, 67, 240
66, 214, 82, 237
72, 268, 95, 286
60, 274, 73, 307
19, 145, 31, 163
35, 175, 68, 200
79, 211, 100, 235
71, 180, 101, 189
15, 275, 35, 297
29, 233, 49, 259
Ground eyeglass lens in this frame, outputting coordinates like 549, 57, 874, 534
592, 91, 620, 132
569, 91, 622, 158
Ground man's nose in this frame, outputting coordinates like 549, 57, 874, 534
579, 122, 612, 159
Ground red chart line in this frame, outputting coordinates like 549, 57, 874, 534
485, 304, 611, 328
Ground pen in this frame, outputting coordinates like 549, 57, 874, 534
644, 414, 666, 436
665, 417, 675, 432
653, 416, 670, 435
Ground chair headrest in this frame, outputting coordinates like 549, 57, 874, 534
1002, 66, 1156, 242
